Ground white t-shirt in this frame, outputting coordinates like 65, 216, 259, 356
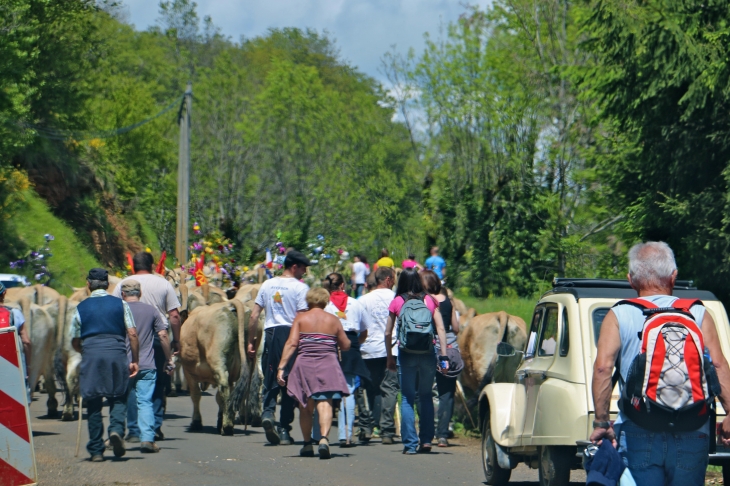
352, 262, 369, 285
325, 297, 370, 333
112, 273, 181, 326
358, 288, 397, 359
255, 277, 309, 329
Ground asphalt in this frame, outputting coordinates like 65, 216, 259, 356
28, 391, 588, 485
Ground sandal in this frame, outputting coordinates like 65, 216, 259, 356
318, 438, 331, 459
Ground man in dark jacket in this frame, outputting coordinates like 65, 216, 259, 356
70, 268, 139, 462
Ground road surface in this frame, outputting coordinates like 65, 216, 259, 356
29, 391, 588, 485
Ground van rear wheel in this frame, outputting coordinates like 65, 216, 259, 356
481, 416, 511, 485
538, 446, 571, 486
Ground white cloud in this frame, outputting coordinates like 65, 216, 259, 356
120, 0, 491, 83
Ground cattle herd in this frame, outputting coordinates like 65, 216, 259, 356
5, 266, 528, 435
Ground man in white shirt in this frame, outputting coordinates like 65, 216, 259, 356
350, 255, 369, 298
112, 252, 181, 441
247, 250, 310, 446
356, 267, 399, 444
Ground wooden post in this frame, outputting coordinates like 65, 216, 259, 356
176, 82, 192, 265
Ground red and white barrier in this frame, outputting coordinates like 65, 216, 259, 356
0, 327, 37, 486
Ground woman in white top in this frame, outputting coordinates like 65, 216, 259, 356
350, 255, 370, 298
323, 273, 371, 447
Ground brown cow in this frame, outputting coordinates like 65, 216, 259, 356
458, 311, 527, 392
179, 299, 255, 435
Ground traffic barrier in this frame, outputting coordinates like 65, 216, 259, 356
0, 327, 37, 486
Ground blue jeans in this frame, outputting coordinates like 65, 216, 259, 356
338, 374, 358, 441
127, 369, 157, 442
617, 419, 709, 485
398, 352, 436, 452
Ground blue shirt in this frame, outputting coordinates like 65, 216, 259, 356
425, 255, 446, 279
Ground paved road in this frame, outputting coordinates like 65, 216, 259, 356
29, 392, 587, 485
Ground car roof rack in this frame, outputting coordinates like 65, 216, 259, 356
552, 278, 696, 290
545, 278, 717, 301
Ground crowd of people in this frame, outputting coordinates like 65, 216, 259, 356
249, 246, 460, 458
65, 246, 461, 461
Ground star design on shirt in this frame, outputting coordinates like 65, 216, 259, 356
273, 291, 283, 304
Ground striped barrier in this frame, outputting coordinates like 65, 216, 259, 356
0, 326, 37, 485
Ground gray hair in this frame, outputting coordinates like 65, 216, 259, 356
88, 279, 109, 291
628, 241, 677, 289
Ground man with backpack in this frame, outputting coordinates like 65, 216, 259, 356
591, 242, 730, 484
0, 283, 31, 397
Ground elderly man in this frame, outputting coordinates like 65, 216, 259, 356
121, 280, 171, 453
71, 268, 138, 462
591, 242, 730, 484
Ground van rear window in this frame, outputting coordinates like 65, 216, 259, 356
592, 308, 610, 345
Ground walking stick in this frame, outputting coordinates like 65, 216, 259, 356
455, 380, 477, 429
74, 396, 83, 457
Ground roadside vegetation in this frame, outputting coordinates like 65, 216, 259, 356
3, 0, 730, 304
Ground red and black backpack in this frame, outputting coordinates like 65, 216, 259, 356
0, 305, 15, 328
615, 298, 721, 432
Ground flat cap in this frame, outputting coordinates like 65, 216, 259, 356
87, 268, 108, 281
121, 279, 141, 293
284, 250, 311, 267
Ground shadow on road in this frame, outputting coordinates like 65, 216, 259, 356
32, 430, 60, 437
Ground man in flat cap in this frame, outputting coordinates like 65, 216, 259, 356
120, 279, 171, 453
247, 249, 311, 445
70, 268, 139, 462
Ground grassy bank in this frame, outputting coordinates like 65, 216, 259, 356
9, 190, 101, 293
456, 295, 537, 323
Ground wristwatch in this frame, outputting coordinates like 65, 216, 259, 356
593, 420, 611, 429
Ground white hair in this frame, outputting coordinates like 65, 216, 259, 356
628, 241, 677, 289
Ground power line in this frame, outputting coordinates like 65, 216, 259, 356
6, 94, 185, 141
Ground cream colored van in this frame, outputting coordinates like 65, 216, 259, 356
478, 278, 730, 486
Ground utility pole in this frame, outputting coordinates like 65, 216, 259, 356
176, 82, 192, 265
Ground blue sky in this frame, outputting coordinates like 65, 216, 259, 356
120, 0, 490, 83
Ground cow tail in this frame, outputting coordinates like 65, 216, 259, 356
180, 283, 189, 322
54, 296, 70, 403
228, 298, 250, 415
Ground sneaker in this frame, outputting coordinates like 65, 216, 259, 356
357, 429, 371, 444
262, 415, 280, 445
278, 428, 293, 445
318, 439, 331, 459
381, 436, 394, 445
402, 449, 417, 455
124, 435, 140, 443
437, 438, 449, 447
371, 427, 381, 439
140, 441, 160, 453
108, 431, 126, 458
300, 441, 315, 457
154, 428, 165, 441
90, 454, 105, 462
417, 443, 432, 453
104, 439, 112, 451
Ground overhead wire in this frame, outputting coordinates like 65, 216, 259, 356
5, 94, 186, 141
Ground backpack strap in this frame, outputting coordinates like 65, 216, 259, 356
672, 298, 703, 312
612, 298, 658, 310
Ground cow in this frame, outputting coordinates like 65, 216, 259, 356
179, 299, 258, 435
54, 297, 81, 421
6, 296, 62, 416
458, 311, 527, 393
